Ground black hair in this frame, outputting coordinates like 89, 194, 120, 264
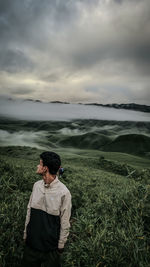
40, 151, 61, 175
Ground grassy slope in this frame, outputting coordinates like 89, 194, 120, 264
0, 146, 150, 267
1, 145, 150, 170
59, 148, 150, 170
0, 119, 150, 266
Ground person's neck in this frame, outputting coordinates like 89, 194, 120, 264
43, 173, 56, 184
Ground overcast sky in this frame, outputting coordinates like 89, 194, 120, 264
0, 0, 150, 104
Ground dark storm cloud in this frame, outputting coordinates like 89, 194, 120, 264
62, 1, 150, 74
0, 0, 150, 104
0, 0, 79, 72
0, 48, 34, 73
0, 0, 77, 42
1, 0, 150, 71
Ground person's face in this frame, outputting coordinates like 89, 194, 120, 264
36, 159, 47, 175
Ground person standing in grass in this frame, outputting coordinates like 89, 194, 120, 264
22, 151, 72, 267
59, 166, 64, 178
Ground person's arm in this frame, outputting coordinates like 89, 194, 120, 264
58, 191, 72, 250
23, 186, 34, 241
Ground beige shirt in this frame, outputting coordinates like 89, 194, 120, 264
23, 177, 72, 249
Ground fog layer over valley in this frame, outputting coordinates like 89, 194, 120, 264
0, 99, 150, 121
0, 129, 48, 149
0, 118, 150, 157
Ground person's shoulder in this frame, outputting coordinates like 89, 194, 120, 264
58, 180, 71, 195
33, 179, 43, 189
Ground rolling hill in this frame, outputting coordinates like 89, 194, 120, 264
101, 134, 150, 155
58, 132, 111, 149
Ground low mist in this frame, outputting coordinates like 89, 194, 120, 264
0, 130, 47, 149
0, 99, 150, 122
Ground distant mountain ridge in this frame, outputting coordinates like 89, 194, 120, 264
85, 103, 150, 113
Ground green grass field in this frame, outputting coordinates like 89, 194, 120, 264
0, 145, 150, 267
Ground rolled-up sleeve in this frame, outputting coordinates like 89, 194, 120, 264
58, 191, 72, 249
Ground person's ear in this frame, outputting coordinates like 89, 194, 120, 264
43, 166, 48, 173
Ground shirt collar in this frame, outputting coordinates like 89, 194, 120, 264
44, 176, 59, 188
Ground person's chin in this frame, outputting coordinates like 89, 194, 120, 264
36, 170, 42, 175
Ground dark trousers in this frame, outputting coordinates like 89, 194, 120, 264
21, 245, 61, 267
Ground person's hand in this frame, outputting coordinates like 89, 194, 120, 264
57, 248, 64, 254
